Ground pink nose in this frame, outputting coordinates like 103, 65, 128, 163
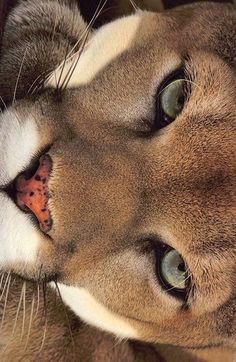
16, 154, 52, 233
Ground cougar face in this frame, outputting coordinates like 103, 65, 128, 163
0, 1, 235, 351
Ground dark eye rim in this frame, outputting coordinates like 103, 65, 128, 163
154, 68, 189, 131
152, 240, 191, 301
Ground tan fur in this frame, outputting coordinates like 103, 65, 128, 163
0, 1, 235, 361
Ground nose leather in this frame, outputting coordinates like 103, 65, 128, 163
16, 154, 52, 233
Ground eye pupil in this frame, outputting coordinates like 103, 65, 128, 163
177, 94, 185, 108
178, 262, 185, 272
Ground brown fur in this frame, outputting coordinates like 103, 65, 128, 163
0, 1, 235, 360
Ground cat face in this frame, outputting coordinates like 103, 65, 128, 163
0, 1, 235, 350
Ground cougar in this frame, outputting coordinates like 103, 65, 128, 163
0, 1, 235, 361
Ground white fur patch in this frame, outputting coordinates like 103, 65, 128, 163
54, 283, 138, 339
0, 192, 41, 266
0, 110, 39, 186
47, 13, 142, 88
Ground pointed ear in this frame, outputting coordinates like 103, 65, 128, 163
0, 0, 91, 102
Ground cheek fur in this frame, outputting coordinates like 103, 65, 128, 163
53, 283, 138, 340
0, 193, 41, 267
0, 110, 39, 186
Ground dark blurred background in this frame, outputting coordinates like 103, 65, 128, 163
79, 0, 233, 26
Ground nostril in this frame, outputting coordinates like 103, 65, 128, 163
15, 154, 53, 233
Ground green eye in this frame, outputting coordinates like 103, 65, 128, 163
154, 241, 190, 300
160, 79, 185, 120
160, 249, 186, 290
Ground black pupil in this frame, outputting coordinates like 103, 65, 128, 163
175, 93, 184, 112
178, 262, 185, 272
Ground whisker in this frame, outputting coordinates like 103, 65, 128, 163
98, 5, 119, 18
35, 282, 40, 320
54, 0, 104, 76
39, 277, 48, 353
20, 281, 26, 340
129, 0, 140, 11
111, 336, 128, 350
55, 1, 78, 91
29, 4, 81, 95
1, 274, 12, 329
30, 78, 48, 96
59, 29, 89, 92
58, 0, 108, 92
54, 280, 75, 350
12, 281, 25, 336
164, 272, 193, 294
0, 273, 5, 290
24, 293, 35, 352
42, 277, 47, 319
182, 78, 204, 96
56, 41, 72, 93
157, 78, 204, 101
12, 46, 28, 105
27, 71, 48, 95
0, 96, 8, 112
51, 6, 59, 42
0, 272, 11, 302
38, 264, 43, 283
39, 318, 47, 353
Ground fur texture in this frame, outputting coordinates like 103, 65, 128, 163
0, 1, 235, 360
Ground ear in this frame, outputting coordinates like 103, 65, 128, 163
0, 0, 90, 103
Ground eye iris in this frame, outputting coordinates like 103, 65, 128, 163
161, 249, 186, 290
160, 79, 185, 120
